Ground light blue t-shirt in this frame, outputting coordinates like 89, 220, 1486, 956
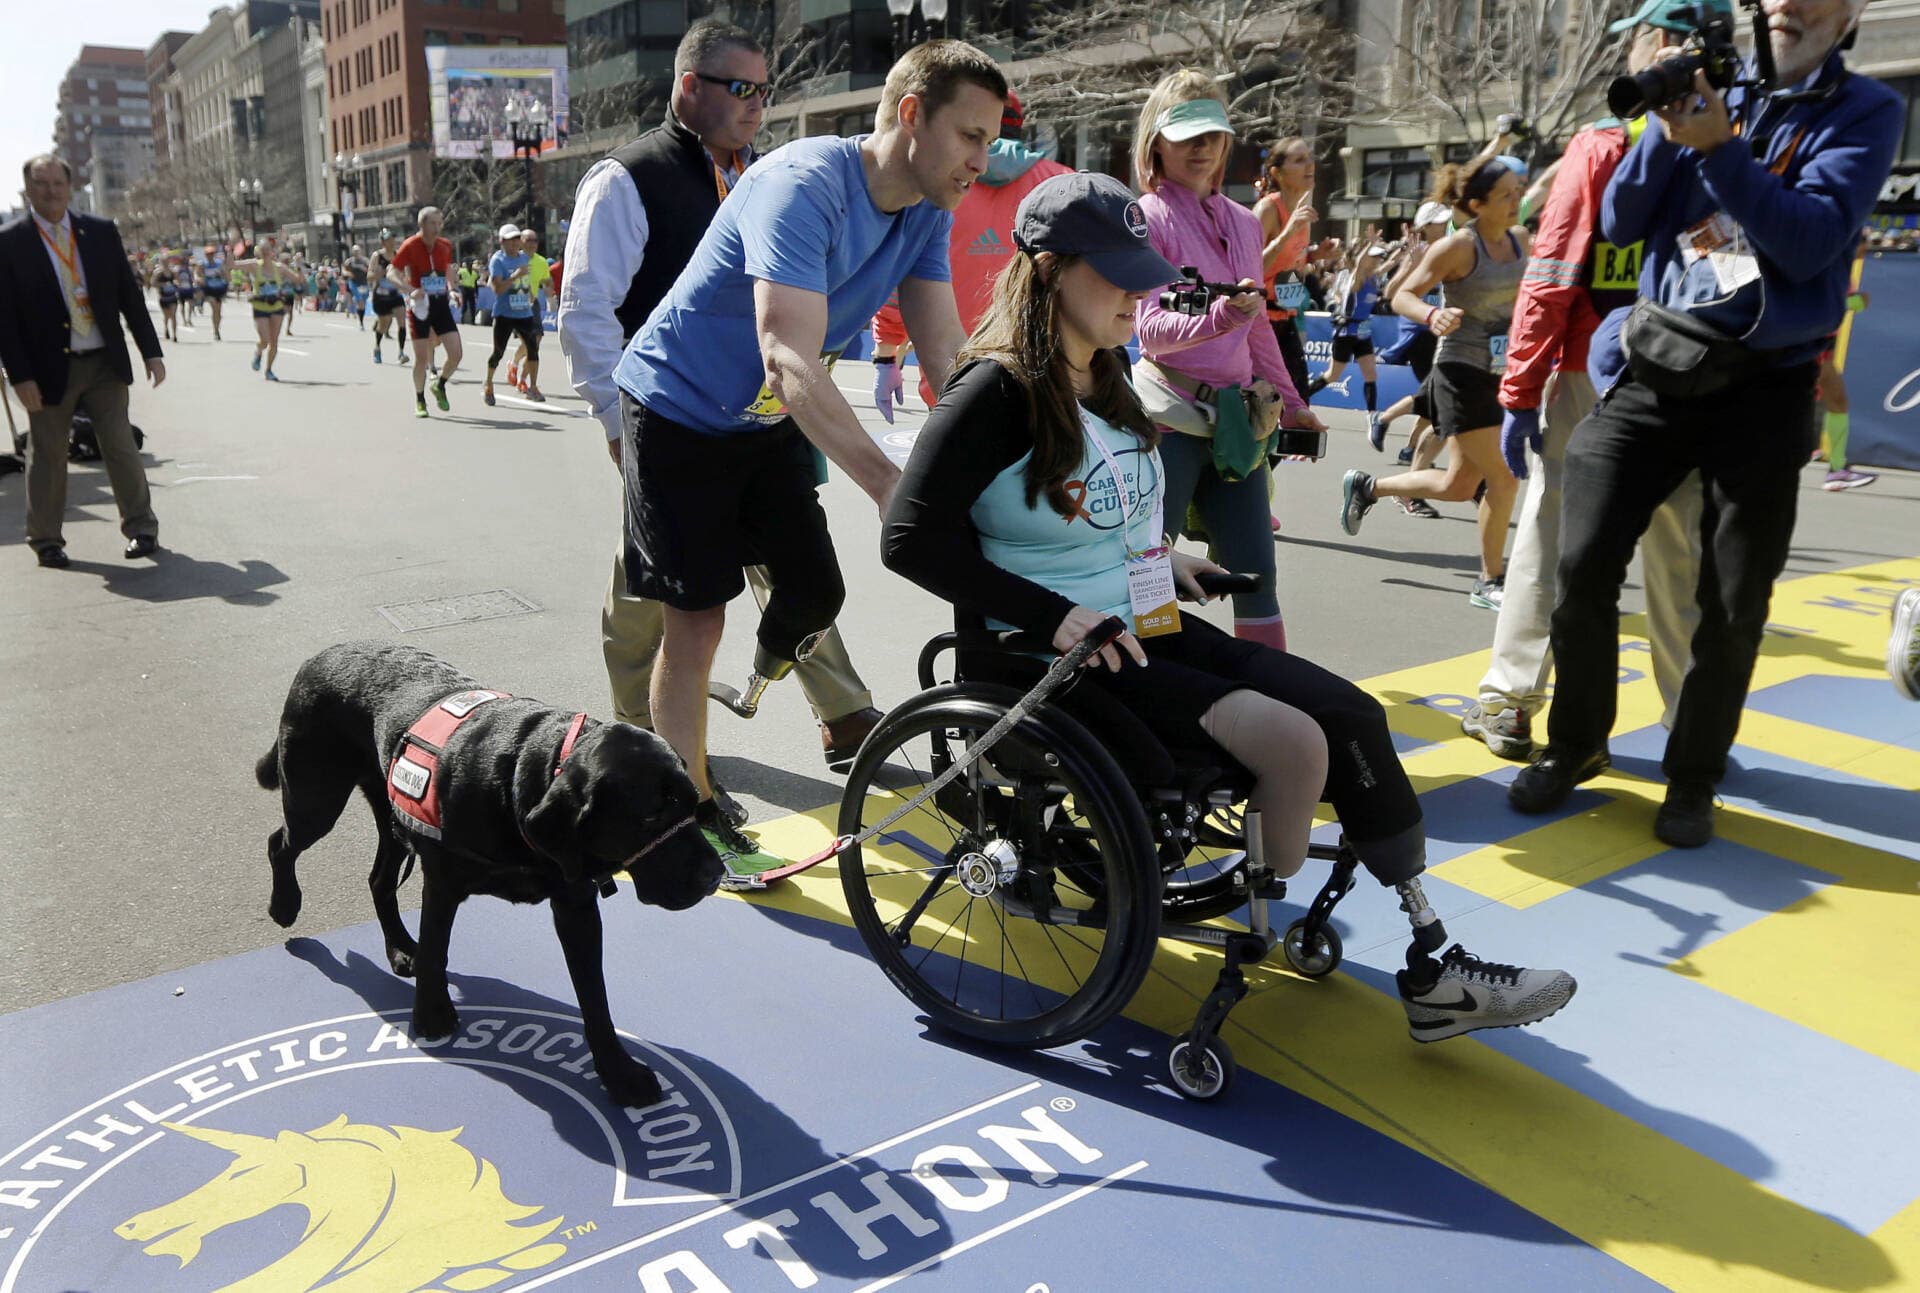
614, 135, 953, 434
972, 410, 1163, 629
489, 250, 534, 319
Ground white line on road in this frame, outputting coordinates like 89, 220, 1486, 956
275, 348, 311, 357
492, 394, 578, 416
167, 475, 259, 485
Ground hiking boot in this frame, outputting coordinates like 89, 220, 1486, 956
697, 802, 787, 891
1398, 944, 1577, 1042
1509, 746, 1611, 813
1339, 469, 1375, 536
1890, 587, 1920, 702
1654, 782, 1717, 848
1398, 497, 1439, 518
1822, 468, 1877, 492
1461, 703, 1533, 761
1469, 576, 1505, 611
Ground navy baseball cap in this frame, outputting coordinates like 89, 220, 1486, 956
1013, 172, 1180, 292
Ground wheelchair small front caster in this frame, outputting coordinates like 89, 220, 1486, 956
1168, 1037, 1235, 1101
1282, 919, 1343, 978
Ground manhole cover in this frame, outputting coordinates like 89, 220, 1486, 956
376, 589, 542, 632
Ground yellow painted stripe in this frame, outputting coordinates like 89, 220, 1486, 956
1733, 710, 1920, 790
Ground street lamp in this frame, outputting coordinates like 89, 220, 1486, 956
174, 198, 189, 248
886, 0, 914, 60
921, 0, 949, 41
504, 98, 549, 240
236, 177, 264, 244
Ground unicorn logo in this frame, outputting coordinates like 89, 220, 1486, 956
114, 1116, 568, 1292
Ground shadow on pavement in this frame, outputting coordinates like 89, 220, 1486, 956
64, 549, 289, 605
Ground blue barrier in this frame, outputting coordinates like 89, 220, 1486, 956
1837, 253, 1920, 471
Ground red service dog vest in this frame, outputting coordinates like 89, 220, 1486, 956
387, 690, 514, 839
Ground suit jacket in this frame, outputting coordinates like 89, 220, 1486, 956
0, 210, 162, 406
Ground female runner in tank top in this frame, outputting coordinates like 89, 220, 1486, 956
1336, 156, 1529, 611
231, 243, 298, 381
201, 250, 229, 342
153, 261, 181, 343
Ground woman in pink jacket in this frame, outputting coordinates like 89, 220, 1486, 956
1131, 72, 1323, 652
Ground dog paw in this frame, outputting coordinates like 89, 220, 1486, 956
267, 882, 302, 928
599, 1053, 664, 1108
387, 942, 418, 978
411, 999, 458, 1042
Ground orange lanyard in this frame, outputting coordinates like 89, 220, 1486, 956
37, 221, 81, 287
710, 151, 742, 201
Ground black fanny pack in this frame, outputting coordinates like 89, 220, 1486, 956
1621, 298, 1785, 399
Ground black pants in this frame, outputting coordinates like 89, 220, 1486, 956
1548, 364, 1817, 786
1270, 317, 1309, 399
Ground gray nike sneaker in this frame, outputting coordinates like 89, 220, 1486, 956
1398, 944, 1576, 1042
1339, 469, 1375, 536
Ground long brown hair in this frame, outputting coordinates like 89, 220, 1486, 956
959, 252, 1157, 519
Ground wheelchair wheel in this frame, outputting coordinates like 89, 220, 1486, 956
838, 684, 1161, 1050
1282, 920, 1343, 979
1168, 1036, 1235, 1101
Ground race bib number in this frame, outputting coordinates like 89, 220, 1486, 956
422, 273, 448, 295
507, 290, 531, 312
1353, 318, 1372, 340
257, 283, 279, 301
1489, 333, 1509, 373
744, 350, 844, 423
1126, 547, 1181, 638
1678, 213, 1761, 295
1272, 278, 1310, 311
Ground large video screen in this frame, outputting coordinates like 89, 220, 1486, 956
428, 46, 569, 160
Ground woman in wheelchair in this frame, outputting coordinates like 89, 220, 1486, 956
882, 172, 1576, 1043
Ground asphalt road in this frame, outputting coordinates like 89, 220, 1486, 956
4, 303, 1915, 1014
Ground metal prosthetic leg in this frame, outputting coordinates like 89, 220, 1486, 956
1394, 875, 1449, 985
709, 630, 826, 718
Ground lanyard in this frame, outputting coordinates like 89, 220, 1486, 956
37, 221, 81, 286
710, 150, 742, 201
1082, 416, 1163, 556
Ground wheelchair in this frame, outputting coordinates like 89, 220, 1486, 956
832, 616, 1365, 1101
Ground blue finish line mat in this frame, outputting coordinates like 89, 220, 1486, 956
5, 558, 1918, 1292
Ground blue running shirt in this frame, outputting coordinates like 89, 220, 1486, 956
614, 136, 952, 433
489, 250, 535, 318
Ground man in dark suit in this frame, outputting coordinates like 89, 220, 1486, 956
0, 154, 165, 567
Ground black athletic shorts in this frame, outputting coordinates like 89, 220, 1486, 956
1330, 333, 1375, 363
408, 294, 459, 340
490, 314, 541, 361
1429, 361, 1503, 438
204, 285, 227, 300
620, 396, 843, 625
372, 289, 406, 318
1410, 373, 1434, 425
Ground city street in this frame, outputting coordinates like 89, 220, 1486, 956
3, 307, 1919, 1291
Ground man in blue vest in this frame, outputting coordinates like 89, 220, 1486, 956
1511, 0, 1899, 846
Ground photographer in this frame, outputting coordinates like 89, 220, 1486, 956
1510, 0, 1900, 847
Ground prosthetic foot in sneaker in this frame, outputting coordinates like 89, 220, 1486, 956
1398, 944, 1576, 1042
697, 801, 788, 891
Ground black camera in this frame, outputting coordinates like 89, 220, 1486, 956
1606, 0, 1772, 120
1159, 265, 1260, 317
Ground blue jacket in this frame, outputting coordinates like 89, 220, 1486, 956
1601, 50, 1899, 366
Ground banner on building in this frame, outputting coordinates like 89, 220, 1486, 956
427, 45, 569, 161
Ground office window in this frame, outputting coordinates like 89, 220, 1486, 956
1361, 147, 1430, 200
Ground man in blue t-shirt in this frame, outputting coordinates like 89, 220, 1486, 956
483, 224, 544, 405
613, 40, 1007, 882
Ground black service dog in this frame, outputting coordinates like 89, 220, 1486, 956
257, 642, 724, 1106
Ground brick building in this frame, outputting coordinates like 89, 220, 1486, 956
53, 45, 156, 217
320, 0, 567, 241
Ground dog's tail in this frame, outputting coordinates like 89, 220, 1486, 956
255, 743, 281, 791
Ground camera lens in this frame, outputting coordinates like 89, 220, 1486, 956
1607, 53, 1701, 120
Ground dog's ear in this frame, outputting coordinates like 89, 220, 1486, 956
524, 767, 594, 885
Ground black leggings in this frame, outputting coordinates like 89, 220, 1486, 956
1270, 317, 1310, 400
488, 315, 540, 367
1076, 616, 1425, 885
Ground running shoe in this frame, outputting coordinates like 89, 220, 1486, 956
1889, 587, 1920, 702
1338, 469, 1375, 536
506, 362, 519, 387
1460, 702, 1533, 760
526, 389, 545, 403
264, 370, 278, 382
250, 352, 261, 371
698, 804, 788, 891
1398, 498, 1439, 519
1822, 468, 1878, 491
1398, 944, 1576, 1042
415, 396, 429, 419
1396, 444, 1414, 465
373, 345, 382, 364
431, 378, 450, 412
1367, 414, 1387, 453
482, 387, 496, 406
1469, 576, 1505, 610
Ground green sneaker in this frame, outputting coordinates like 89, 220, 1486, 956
414, 396, 429, 419
431, 378, 450, 412
699, 807, 787, 891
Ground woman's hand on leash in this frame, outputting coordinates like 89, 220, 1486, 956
1172, 552, 1228, 604
1055, 605, 1146, 672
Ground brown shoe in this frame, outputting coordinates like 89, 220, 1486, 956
821, 706, 884, 770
